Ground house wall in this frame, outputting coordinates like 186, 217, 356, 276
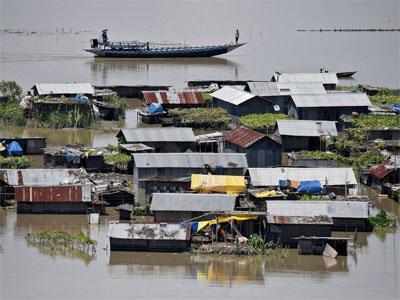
280, 136, 320, 152
212, 97, 273, 116
17, 202, 89, 214
225, 139, 282, 167
290, 106, 369, 121
265, 223, 332, 247
154, 211, 199, 223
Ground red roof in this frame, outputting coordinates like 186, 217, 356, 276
369, 162, 395, 180
143, 90, 205, 106
225, 127, 266, 148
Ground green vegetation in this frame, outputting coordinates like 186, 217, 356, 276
25, 230, 97, 260
0, 156, 31, 168
169, 107, 231, 128
370, 89, 400, 106
300, 194, 323, 201
353, 150, 386, 168
369, 210, 396, 230
352, 115, 400, 129
33, 107, 95, 128
239, 113, 288, 129
300, 151, 351, 165
104, 152, 131, 166
0, 80, 22, 101
102, 95, 127, 113
0, 101, 26, 126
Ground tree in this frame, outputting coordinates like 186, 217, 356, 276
0, 81, 23, 101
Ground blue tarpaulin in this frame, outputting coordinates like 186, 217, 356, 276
73, 95, 89, 104
7, 141, 23, 156
297, 180, 322, 194
147, 103, 165, 114
391, 104, 400, 114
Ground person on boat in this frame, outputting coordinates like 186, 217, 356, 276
235, 29, 240, 44
101, 29, 109, 46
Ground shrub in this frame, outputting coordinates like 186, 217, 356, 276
0, 102, 26, 126
0, 156, 31, 168
239, 113, 288, 129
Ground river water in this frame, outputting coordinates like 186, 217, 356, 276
0, 193, 399, 300
1, 0, 399, 89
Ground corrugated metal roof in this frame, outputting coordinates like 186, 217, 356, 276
133, 153, 248, 169
274, 73, 338, 85
143, 90, 206, 106
150, 193, 236, 212
210, 86, 256, 105
266, 200, 369, 219
291, 93, 371, 108
248, 167, 357, 187
247, 81, 327, 97
277, 120, 338, 137
224, 127, 266, 148
33, 83, 94, 96
118, 127, 196, 143
369, 162, 395, 179
0, 169, 86, 186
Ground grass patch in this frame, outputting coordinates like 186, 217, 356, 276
352, 115, 400, 129
0, 156, 31, 168
370, 89, 400, 106
239, 113, 288, 129
169, 107, 231, 128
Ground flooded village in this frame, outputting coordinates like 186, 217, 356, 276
1, 1, 400, 299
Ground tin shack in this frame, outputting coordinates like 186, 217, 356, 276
31, 83, 95, 97
271, 72, 338, 90
132, 153, 248, 205
288, 93, 371, 121
266, 200, 371, 232
0, 169, 91, 214
247, 81, 326, 114
143, 89, 207, 108
224, 126, 282, 167
248, 167, 358, 196
150, 193, 236, 223
210, 86, 274, 116
117, 127, 196, 153
273, 120, 338, 151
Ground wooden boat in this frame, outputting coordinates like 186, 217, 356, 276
108, 222, 191, 252
336, 71, 357, 78
85, 30, 245, 58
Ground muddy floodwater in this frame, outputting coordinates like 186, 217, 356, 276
1, 0, 399, 89
1, 192, 399, 300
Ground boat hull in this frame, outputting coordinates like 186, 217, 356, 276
109, 237, 191, 252
85, 43, 245, 58
336, 71, 357, 78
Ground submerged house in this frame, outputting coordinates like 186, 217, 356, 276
247, 81, 326, 113
248, 167, 358, 195
210, 86, 274, 116
142, 89, 207, 108
0, 169, 91, 213
117, 127, 196, 153
31, 83, 95, 97
266, 215, 333, 247
266, 200, 371, 232
274, 120, 338, 151
224, 126, 282, 167
288, 93, 371, 121
271, 72, 338, 90
150, 193, 236, 223
132, 153, 248, 204
368, 160, 400, 192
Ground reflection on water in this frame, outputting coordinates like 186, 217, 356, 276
90, 57, 239, 87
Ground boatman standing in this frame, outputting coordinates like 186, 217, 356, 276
101, 29, 109, 46
235, 29, 240, 44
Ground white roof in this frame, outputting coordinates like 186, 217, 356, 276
0, 169, 86, 186
248, 167, 357, 187
248, 81, 326, 97
266, 201, 369, 219
274, 73, 338, 85
118, 127, 196, 143
277, 120, 338, 137
33, 83, 95, 96
210, 86, 256, 106
291, 93, 371, 108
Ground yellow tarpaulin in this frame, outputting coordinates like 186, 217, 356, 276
191, 174, 246, 194
253, 190, 282, 198
197, 215, 258, 232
